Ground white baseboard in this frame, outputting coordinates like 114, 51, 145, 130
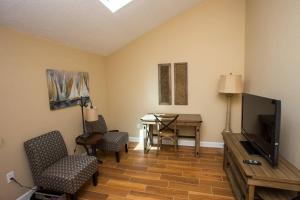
16, 186, 37, 200
200, 141, 224, 148
129, 137, 224, 149
129, 136, 141, 143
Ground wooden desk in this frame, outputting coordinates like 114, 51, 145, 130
140, 114, 202, 157
223, 133, 300, 200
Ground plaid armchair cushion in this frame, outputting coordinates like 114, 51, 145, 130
24, 131, 68, 182
38, 155, 98, 194
98, 132, 129, 152
24, 131, 98, 195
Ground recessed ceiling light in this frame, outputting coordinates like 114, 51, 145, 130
99, 0, 133, 13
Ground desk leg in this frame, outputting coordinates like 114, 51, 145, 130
195, 126, 200, 157
143, 124, 147, 152
149, 125, 153, 146
143, 124, 150, 153
247, 185, 255, 200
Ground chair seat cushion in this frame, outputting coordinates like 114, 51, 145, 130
98, 132, 128, 152
160, 131, 176, 138
38, 155, 98, 194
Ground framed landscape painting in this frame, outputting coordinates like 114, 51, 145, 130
46, 69, 90, 110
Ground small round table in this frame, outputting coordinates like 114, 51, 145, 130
75, 132, 103, 163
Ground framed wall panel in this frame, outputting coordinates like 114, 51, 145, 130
174, 62, 188, 105
158, 63, 172, 105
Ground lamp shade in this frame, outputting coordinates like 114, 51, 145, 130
85, 107, 98, 122
218, 74, 243, 94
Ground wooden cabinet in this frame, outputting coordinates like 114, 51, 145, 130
223, 133, 300, 200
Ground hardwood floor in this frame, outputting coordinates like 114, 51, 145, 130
78, 142, 234, 200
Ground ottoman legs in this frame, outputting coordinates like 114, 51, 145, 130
115, 144, 128, 163
115, 152, 120, 162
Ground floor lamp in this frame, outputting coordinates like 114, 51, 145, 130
218, 73, 243, 133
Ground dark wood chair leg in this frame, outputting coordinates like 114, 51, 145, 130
115, 152, 120, 162
125, 143, 128, 153
69, 193, 77, 200
92, 172, 98, 186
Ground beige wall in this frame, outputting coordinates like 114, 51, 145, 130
245, 0, 300, 168
0, 27, 107, 199
105, 0, 245, 142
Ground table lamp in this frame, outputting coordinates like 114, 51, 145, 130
219, 73, 243, 133
79, 97, 98, 138
86, 107, 98, 122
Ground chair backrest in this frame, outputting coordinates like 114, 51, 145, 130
24, 131, 68, 183
154, 114, 179, 132
85, 115, 108, 134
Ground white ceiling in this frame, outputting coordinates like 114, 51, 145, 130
0, 0, 203, 56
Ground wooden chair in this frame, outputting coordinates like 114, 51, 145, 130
154, 114, 179, 152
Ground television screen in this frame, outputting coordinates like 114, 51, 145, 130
242, 93, 281, 166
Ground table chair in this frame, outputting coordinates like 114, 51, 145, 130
154, 114, 179, 152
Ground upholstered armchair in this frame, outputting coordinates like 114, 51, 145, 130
24, 131, 98, 200
85, 115, 129, 162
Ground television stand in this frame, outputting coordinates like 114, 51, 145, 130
223, 133, 300, 200
240, 140, 260, 155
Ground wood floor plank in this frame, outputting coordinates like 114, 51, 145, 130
188, 191, 214, 200
124, 170, 161, 180
182, 170, 223, 181
107, 179, 146, 191
127, 190, 172, 200
100, 166, 125, 174
130, 177, 169, 187
116, 163, 148, 171
101, 172, 131, 181
147, 167, 182, 176
168, 181, 212, 194
213, 196, 234, 200
201, 168, 226, 176
106, 195, 131, 200
84, 184, 130, 197
160, 174, 199, 185
212, 187, 233, 197
200, 179, 231, 189
145, 186, 188, 199
158, 159, 192, 167
77, 190, 108, 200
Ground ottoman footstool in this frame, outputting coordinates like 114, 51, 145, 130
97, 131, 129, 162
85, 115, 129, 162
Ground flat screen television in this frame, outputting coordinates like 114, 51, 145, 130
241, 93, 281, 166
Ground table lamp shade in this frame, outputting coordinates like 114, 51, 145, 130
219, 74, 243, 94
86, 107, 98, 122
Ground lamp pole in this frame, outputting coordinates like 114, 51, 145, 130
223, 94, 233, 133
80, 96, 88, 135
